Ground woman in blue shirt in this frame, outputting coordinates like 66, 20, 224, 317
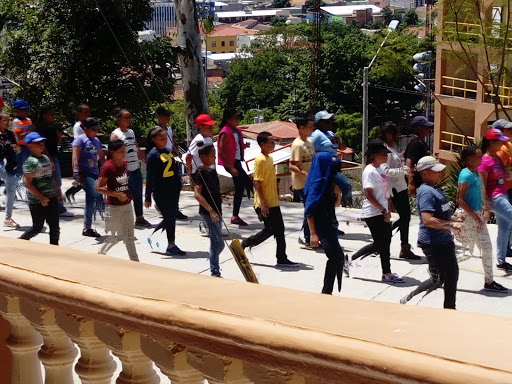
400, 156, 461, 309
456, 146, 507, 292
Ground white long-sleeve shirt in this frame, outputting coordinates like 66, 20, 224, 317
380, 144, 408, 195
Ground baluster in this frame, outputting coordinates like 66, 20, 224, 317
95, 322, 159, 384
141, 336, 204, 384
187, 350, 252, 384
244, 362, 305, 384
0, 295, 43, 384
55, 311, 116, 384
20, 300, 78, 384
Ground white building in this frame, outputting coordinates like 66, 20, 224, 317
146, 2, 177, 37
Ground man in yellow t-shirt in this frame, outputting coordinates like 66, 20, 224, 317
241, 131, 298, 268
289, 117, 315, 245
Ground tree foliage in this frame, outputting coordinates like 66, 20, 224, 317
219, 22, 426, 150
0, 0, 178, 135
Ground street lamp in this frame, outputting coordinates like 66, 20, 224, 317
413, 50, 433, 119
361, 20, 399, 163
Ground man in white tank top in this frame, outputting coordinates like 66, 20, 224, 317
111, 109, 152, 228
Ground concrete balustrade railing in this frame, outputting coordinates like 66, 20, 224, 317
0, 236, 511, 384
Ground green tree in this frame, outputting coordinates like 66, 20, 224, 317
0, 0, 177, 136
402, 9, 419, 27
381, 6, 393, 25
272, 0, 291, 7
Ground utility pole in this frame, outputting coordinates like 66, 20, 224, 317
361, 20, 399, 163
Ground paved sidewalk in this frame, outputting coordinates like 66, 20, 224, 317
2, 178, 511, 317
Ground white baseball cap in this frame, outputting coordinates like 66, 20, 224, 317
416, 156, 446, 172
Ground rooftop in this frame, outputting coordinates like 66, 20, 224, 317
320, 4, 382, 16
209, 25, 259, 37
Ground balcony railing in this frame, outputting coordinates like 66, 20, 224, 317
487, 83, 512, 107
441, 130, 475, 152
441, 76, 478, 99
0, 237, 511, 383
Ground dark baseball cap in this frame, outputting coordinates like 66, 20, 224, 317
411, 116, 434, 128
367, 139, 391, 155
12, 99, 30, 110
82, 117, 101, 130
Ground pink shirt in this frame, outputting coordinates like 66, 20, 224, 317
478, 155, 507, 198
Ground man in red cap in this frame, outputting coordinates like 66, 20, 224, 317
186, 114, 216, 175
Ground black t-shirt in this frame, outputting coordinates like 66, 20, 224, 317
0, 130, 17, 174
36, 122, 59, 157
405, 138, 430, 187
404, 138, 429, 166
193, 166, 222, 216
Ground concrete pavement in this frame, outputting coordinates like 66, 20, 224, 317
2, 178, 511, 317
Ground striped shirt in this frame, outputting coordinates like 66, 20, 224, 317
113, 128, 140, 172
13, 117, 33, 145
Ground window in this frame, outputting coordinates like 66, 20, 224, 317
221, 41, 225, 47
229, 40, 234, 46
211, 41, 216, 47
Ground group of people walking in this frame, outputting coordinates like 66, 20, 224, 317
0, 97, 510, 309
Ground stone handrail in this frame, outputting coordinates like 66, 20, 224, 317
0, 237, 511, 383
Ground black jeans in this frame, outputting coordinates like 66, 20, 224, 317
225, 160, 252, 217
391, 188, 411, 245
352, 215, 391, 275
243, 206, 286, 260
19, 197, 60, 245
154, 191, 178, 244
315, 215, 344, 294
404, 242, 458, 309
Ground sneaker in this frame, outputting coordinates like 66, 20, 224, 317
484, 281, 508, 292
276, 258, 300, 268
176, 211, 188, 220
382, 273, 405, 283
298, 236, 312, 248
399, 296, 408, 305
3, 218, 19, 228
337, 229, 345, 236
496, 262, 512, 272
231, 216, 248, 226
82, 228, 101, 237
343, 254, 351, 277
134, 218, 153, 228
399, 244, 421, 260
166, 245, 186, 256
59, 210, 75, 217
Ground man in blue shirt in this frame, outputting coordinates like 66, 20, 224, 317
310, 110, 352, 210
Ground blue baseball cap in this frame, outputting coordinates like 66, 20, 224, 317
12, 99, 30, 110
314, 110, 334, 122
25, 132, 46, 144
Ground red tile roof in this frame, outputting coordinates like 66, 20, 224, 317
241, 120, 299, 140
209, 26, 259, 37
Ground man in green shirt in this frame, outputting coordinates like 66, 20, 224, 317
19, 132, 61, 245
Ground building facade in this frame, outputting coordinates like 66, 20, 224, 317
434, 0, 508, 162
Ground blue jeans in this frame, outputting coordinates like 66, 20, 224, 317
83, 174, 102, 228
16, 146, 30, 177
296, 188, 310, 241
0, 164, 16, 219
333, 172, 353, 207
491, 194, 512, 264
201, 213, 225, 276
128, 168, 143, 218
